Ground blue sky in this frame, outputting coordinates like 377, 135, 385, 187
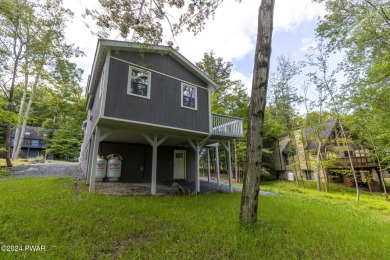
64, 0, 325, 93
234, 18, 318, 81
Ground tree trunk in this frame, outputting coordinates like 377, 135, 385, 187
240, 0, 275, 224
12, 58, 29, 160
367, 173, 372, 193
338, 120, 359, 201
289, 129, 304, 188
368, 131, 387, 194
13, 73, 40, 159
4, 124, 13, 167
315, 140, 322, 192
4, 27, 24, 167
318, 150, 328, 192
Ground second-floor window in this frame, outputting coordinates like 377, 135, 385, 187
181, 83, 197, 110
127, 66, 151, 99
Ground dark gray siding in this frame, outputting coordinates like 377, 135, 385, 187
104, 55, 210, 133
100, 142, 151, 181
100, 142, 195, 181
111, 51, 207, 88
186, 149, 195, 182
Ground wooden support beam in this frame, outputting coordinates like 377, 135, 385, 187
187, 139, 196, 151
99, 132, 113, 142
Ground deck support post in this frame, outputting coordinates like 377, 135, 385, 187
89, 126, 100, 192
188, 140, 200, 193
207, 148, 211, 183
142, 134, 167, 195
222, 141, 233, 192
85, 140, 92, 184
215, 144, 221, 186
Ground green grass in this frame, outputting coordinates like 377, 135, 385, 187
261, 180, 390, 222
1, 178, 390, 259
0, 158, 30, 167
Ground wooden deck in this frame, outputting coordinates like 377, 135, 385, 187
330, 156, 377, 169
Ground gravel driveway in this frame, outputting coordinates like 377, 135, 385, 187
8, 162, 82, 178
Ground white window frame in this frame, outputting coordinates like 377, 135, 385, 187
127, 66, 151, 99
181, 83, 197, 110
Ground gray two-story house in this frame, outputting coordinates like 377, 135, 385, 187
80, 39, 243, 194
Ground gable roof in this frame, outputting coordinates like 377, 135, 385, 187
277, 119, 340, 152
11, 126, 44, 140
86, 39, 218, 109
304, 119, 338, 150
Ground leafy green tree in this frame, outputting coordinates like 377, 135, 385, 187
84, 0, 224, 46
196, 51, 249, 125
11, 0, 82, 160
37, 59, 85, 159
268, 55, 303, 186
315, 0, 389, 87
269, 55, 301, 131
196, 51, 250, 179
0, 0, 33, 166
303, 39, 360, 198
315, 0, 390, 188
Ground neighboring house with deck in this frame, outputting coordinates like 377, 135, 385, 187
10, 126, 46, 158
79, 39, 244, 194
273, 119, 386, 191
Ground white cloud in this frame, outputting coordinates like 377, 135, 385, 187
172, 1, 259, 63
230, 70, 253, 95
274, 0, 325, 32
299, 38, 317, 52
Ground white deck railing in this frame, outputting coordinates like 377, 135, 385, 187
212, 114, 244, 138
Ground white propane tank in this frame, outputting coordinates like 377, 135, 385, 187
287, 171, 294, 181
96, 155, 107, 182
107, 154, 122, 182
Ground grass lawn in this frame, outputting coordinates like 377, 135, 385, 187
1, 177, 390, 259
0, 158, 30, 167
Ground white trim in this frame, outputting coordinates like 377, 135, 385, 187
215, 144, 221, 186
187, 139, 196, 151
99, 69, 104, 99
100, 115, 209, 135
181, 83, 197, 110
100, 50, 110, 117
222, 141, 233, 192
111, 56, 208, 90
208, 87, 212, 134
207, 148, 211, 183
127, 65, 151, 99
89, 126, 100, 192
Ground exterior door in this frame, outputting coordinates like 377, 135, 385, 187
173, 150, 186, 179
